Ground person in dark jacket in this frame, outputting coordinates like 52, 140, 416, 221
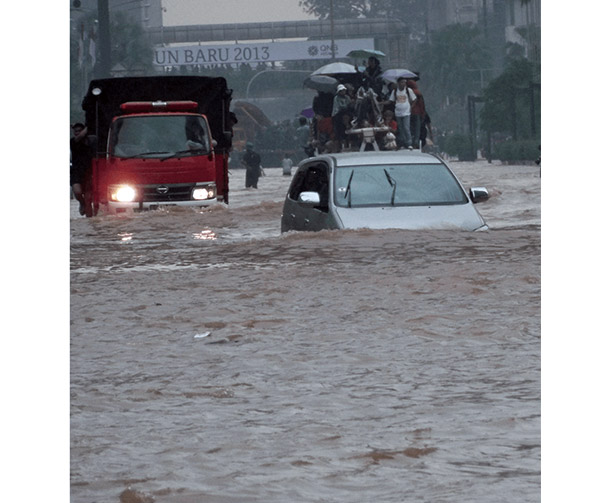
312, 91, 334, 118
420, 112, 433, 150
70, 122, 93, 216
364, 56, 383, 96
241, 142, 262, 188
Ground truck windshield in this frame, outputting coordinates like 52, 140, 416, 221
109, 115, 211, 159
334, 163, 468, 207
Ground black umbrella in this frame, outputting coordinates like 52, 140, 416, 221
346, 49, 386, 59
303, 75, 340, 93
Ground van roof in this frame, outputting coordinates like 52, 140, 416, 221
315, 150, 442, 167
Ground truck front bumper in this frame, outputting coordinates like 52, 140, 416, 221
107, 182, 219, 210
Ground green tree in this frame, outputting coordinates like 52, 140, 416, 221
299, 0, 374, 19
109, 11, 153, 74
412, 23, 492, 132
479, 58, 539, 141
70, 12, 98, 122
298, 0, 427, 34
70, 11, 154, 122
414, 24, 491, 106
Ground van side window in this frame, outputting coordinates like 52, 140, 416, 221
288, 169, 307, 201
289, 162, 329, 209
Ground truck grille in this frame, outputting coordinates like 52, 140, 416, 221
140, 183, 193, 202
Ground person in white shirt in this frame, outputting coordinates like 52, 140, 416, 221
332, 84, 353, 151
389, 77, 417, 149
281, 153, 293, 176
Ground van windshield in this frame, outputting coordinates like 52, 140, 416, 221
334, 163, 468, 207
109, 115, 211, 159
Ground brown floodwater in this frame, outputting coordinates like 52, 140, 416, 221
70, 160, 540, 502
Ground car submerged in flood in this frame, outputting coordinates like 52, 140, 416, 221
281, 150, 489, 233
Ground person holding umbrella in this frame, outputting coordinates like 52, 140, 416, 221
364, 56, 383, 96
388, 77, 417, 150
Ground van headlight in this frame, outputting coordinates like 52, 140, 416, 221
192, 183, 216, 201
109, 184, 137, 202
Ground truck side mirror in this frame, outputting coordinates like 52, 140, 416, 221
87, 135, 98, 151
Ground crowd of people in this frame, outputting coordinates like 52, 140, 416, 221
306, 57, 433, 155
238, 58, 435, 186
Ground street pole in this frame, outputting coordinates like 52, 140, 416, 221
97, 0, 111, 78
330, 0, 335, 61
246, 69, 311, 100
482, 0, 488, 40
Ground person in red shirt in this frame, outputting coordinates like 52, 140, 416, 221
382, 109, 398, 132
407, 79, 426, 149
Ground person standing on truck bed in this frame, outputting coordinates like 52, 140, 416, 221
241, 142, 262, 189
70, 122, 93, 216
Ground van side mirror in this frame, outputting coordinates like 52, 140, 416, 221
298, 191, 321, 206
470, 187, 489, 203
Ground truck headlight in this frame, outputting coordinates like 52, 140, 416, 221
192, 184, 216, 201
109, 185, 137, 202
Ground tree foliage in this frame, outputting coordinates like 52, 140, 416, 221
70, 11, 98, 122
479, 58, 539, 140
110, 11, 153, 73
298, 0, 426, 31
408, 23, 491, 132
413, 23, 492, 106
299, 0, 374, 19
70, 11, 154, 121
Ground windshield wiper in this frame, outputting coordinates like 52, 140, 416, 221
120, 150, 172, 160
383, 168, 397, 206
344, 169, 355, 208
160, 148, 206, 162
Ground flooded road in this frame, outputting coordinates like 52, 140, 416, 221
70, 160, 540, 502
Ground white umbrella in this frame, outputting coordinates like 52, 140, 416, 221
381, 68, 419, 83
311, 62, 358, 76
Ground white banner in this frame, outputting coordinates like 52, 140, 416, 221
154, 38, 375, 66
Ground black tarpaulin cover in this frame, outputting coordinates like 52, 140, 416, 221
82, 75, 233, 153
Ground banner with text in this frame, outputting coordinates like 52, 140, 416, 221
154, 38, 375, 66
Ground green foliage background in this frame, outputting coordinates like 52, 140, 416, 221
480, 58, 540, 140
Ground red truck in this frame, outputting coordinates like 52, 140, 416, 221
81, 76, 233, 215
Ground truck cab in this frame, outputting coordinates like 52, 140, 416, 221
103, 101, 217, 211
82, 76, 233, 215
